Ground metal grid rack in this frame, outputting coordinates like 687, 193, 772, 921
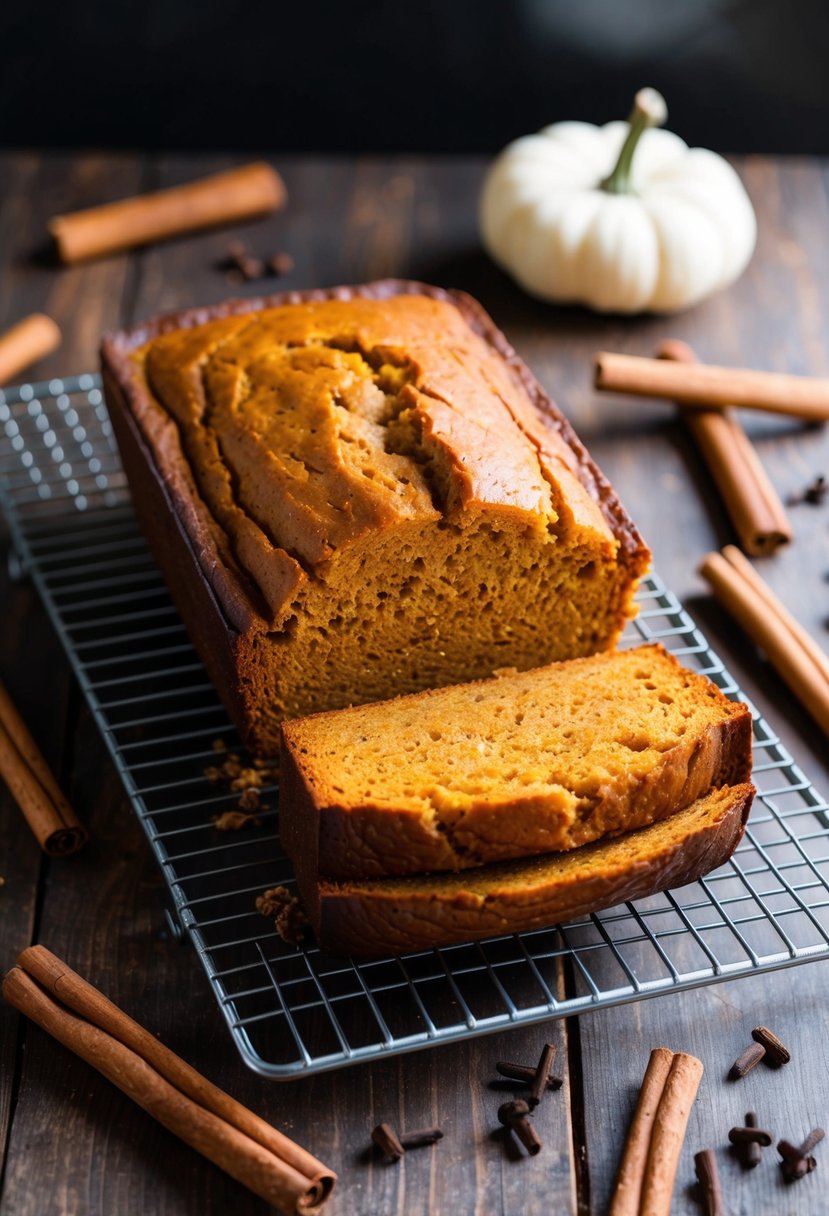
2, 374, 829, 1080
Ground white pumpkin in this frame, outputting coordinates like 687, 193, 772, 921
480, 89, 757, 314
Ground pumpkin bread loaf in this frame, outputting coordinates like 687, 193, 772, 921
101, 281, 649, 755
280, 644, 753, 879
306, 782, 755, 956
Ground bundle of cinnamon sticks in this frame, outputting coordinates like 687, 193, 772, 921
593, 342, 829, 557
610, 1047, 704, 1216
2, 947, 336, 1214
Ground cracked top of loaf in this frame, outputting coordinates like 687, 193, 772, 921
101, 281, 647, 634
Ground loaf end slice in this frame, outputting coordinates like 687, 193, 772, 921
305, 782, 754, 957
280, 644, 753, 878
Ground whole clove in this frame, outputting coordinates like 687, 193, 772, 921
729, 1042, 766, 1079
236, 253, 265, 282
371, 1122, 405, 1161
799, 1127, 825, 1155
740, 1112, 763, 1169
778, 1138, 816, 1181
497, 1099, 542, 1156
694, 1148, 724, 1216
528, 1043, 557, 1109
399, 1127, 443, 1149
728, 1125, 773, 1147
751, 1025, 791, 1067
495, 1060, 563, 1091
267, 252, 295, 277
778, 1127, 825, 1181
788, 474, 827, 506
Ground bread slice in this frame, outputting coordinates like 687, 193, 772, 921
304, 783, 754, 956
280, 644, 752, 879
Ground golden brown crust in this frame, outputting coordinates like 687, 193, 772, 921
279, 644, 753, 878
309, 783, 755, 957
102, 281, 648, 635
102, 281, 650, 751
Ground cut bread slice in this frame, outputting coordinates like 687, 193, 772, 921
280, 644, 752, 879
304, 782, 754, 957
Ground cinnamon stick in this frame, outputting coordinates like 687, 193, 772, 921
2, 967, 330, 1213
700, 548, 829, 737
720, 545, 829, 688
658, 340, 792, 555
48, 162, 286, 264
0, 313, 61, 385
0, 681, 86, 855
609, 1046, 674, 1215
15, 945, 333, 1207
639, 1052, 704, 1215
595, 351, 829, 422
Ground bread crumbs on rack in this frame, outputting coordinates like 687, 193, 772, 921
204, 740, 278, 790
212, 810, 262, 831
256, 886, 308, 946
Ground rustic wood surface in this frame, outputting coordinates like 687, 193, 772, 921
1, 151, 828, 1215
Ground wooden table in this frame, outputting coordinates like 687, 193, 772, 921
1, 152, 828, 1215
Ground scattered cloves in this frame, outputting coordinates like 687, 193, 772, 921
751, 1025, 791, 1067
694, 1148, 724, 1216
495, 1060, 563, 1091
216, 242, 294, 283
728, 1124, 773, 1147
399, 1127, 443, 1149
267, 251, 295, 277
739, 1112, 763, 1169
729, 1042, 766, 1079
497, 1099, 542, 1156
800, 1127, 825, 1155
528, 1043, 557, 1109
371, 1122, 405, 1161
778, 1138, 816, 1181
788, 474, 827, 506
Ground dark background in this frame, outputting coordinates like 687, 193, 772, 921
3, 0, 829, 154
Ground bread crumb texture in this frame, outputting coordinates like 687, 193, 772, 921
133, 293, 648, 752
281, 644, 752, 876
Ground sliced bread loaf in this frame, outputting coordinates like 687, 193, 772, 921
280, 644, 752, 879
304, 782, 754, 956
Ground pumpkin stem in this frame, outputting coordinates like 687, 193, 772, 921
601, 88, 667, 195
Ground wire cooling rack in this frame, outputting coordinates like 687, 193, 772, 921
2, 374, 829, 1080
